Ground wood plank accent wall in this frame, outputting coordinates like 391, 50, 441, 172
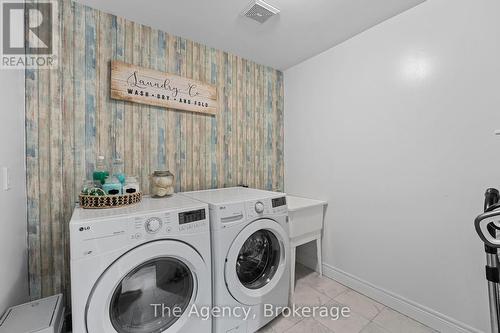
25, 0, 284, 301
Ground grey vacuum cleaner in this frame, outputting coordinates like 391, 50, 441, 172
475, 188, 500, 333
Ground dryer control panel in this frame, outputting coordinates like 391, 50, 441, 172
246, 196, 287, 218
210, 196, 288, 231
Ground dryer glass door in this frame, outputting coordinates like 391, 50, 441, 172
225, 218, 289, 305
109, 257, 193, 333
236, 230, 280, 289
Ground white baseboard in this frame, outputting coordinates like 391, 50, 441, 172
319, 263, 483, 333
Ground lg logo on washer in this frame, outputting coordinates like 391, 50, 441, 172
79, 226, 91, 232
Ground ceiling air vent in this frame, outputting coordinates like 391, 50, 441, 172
242, 0, 280, 24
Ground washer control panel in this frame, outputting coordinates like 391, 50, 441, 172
255, 201, 265, 214
145, 217, 163, 233
132, 208, 208, 239
179, 209, 207, 232
179, 209, 206, 225
70, 203, 209, 260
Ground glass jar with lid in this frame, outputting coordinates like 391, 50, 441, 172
149, 171, 174, 198
123, 176, 140, 194
102, 176, 122, 195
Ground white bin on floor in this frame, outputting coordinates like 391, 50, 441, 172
0, 294, 64, 333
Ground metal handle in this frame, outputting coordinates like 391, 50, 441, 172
475, 209, 500, 247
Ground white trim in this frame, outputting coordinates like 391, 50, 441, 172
321, 263, 484, 333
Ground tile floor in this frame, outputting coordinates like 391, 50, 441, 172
258, 264, 438, 333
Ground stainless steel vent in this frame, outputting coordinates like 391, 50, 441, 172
242, 0, 280, 24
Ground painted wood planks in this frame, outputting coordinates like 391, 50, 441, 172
25, 0, 284, 301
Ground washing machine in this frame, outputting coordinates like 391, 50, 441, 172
182, 187, 289, 333
70, 195, 212, 333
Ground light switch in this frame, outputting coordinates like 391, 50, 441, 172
3, 167, 10, 191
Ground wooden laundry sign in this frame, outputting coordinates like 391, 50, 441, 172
111, 60, 217, 115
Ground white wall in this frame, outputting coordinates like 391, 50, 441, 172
0, 70, 29, 314
284, 0, 500, 332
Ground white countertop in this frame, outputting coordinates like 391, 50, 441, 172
286, 195, 327, 212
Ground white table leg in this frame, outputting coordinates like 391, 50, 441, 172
290, 245, 296, 297
316, 237, 323, 276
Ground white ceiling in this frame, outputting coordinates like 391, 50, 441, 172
75, 0, 425, 70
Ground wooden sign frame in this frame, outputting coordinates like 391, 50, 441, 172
110, 60, 217, 115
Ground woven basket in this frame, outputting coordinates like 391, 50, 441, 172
79, 192, 142, 209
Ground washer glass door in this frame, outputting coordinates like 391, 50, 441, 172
109, 257, 193, 333
86, 240, 206, 333
236, 230, 280, 289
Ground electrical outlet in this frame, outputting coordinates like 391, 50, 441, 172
2, 167, 10, 191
